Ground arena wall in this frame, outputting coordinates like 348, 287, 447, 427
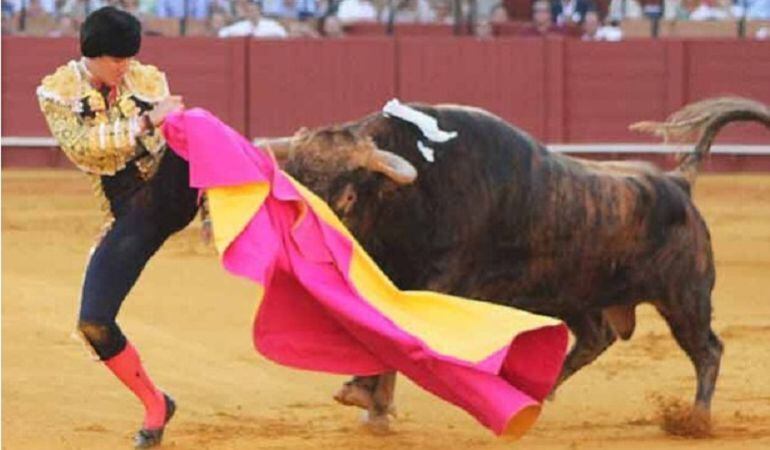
2, 36, 769, 168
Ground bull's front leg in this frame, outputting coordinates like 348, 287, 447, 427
334, 372, 397, 431
555, 311, 618, 391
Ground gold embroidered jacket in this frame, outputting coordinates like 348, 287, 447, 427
37, 59, 169, 176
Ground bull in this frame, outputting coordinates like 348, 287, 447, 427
260, 97, 770, 428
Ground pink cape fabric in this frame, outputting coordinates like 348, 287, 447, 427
162, 108, 569, 435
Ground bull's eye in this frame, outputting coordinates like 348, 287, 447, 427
334, 184, 357, 216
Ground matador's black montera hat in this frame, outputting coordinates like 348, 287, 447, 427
80, 7, 142, 58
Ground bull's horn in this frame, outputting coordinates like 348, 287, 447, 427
256, 137, 293, 162
368, 149, 417, 185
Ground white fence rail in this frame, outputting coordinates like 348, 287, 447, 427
2, 137, 58, 147
3, 136, 770, 155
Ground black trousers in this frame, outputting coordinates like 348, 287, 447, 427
78, 149, 199, 359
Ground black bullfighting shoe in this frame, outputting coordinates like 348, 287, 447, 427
134, 394, 176, 449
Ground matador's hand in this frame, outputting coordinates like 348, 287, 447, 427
149, 95, 185, 127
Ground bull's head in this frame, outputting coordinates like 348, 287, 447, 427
257, 120, 418, 233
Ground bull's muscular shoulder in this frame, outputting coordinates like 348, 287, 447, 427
124, 60, 170, 103
36, 61, 88, 105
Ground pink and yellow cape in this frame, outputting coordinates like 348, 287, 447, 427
162, 109, 569, 438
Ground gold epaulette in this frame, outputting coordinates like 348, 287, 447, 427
124, 61, 169, 103
36, 61, 87, 106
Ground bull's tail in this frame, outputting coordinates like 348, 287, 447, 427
630, 97, 770, 182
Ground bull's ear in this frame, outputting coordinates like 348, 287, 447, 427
367, 149, 417, 185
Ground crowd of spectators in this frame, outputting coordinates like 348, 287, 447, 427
2, 0, 769, 39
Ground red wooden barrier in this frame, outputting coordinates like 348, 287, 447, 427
397, 37, 548, 139
138, 37, 248, 133
1, 147, 72, 168
3, 36, 769, 148
247, 37, 396, 137
563, 39, 669, 143
544, 37, 565, 142
1, 36, 248, 136
685, 40, 770, 144
2, 37, 81, 137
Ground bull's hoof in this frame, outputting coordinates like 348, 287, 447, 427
333, 382, 374, 410
654, 397, 713, 438
361, 410, 392, 435
371, 402, 398, 419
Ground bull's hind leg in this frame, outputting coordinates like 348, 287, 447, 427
334, 373, 397, 431
555, 311, 618, 389
334, 375, 378, 410
655, 288, 723, 414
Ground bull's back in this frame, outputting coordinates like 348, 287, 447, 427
484, 154, 711, 312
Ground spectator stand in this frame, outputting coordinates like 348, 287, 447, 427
3, 0, 769, 40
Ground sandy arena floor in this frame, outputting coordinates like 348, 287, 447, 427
3, 170, 770, 450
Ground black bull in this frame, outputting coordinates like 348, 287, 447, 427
259, 97, 770, 425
